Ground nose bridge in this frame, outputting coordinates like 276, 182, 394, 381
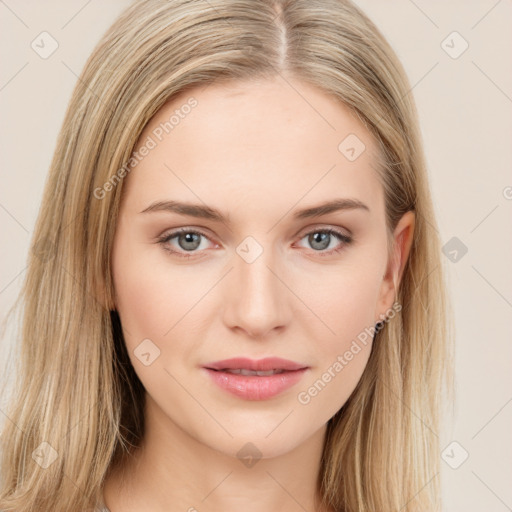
223, 236, 288, 337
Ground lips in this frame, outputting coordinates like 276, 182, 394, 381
202, 357, 310, 400
203, 357, 308, 372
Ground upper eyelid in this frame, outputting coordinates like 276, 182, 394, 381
159, 224, 350, 238
298, 224, 352, 238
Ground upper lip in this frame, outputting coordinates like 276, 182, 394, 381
204, 357, 308, 372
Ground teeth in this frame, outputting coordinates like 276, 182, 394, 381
222, 368, 286, 376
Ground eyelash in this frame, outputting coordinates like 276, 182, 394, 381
156, 227, 353, 259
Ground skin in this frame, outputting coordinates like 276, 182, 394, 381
104, 75, 415, 512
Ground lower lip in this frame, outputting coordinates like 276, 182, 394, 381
203, 368, 308, 401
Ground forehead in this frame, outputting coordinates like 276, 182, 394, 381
121, 77, 384, 218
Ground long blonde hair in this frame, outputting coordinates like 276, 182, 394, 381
0, 0, 454, 510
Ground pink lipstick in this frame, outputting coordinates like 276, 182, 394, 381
202, 357, 309, 401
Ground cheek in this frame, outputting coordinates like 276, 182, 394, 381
299, 258, 384, 347
111, 243, 208, 400
292, 261, 383, 414
296, 342, 372, 423
112, 238, 207, 339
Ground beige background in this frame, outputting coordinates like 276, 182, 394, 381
1, 1, 511, 510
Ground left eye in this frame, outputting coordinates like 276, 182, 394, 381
157, 227, 352, 258
296, 228, 353, 255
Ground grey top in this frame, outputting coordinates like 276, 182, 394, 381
96, 494, 111, 512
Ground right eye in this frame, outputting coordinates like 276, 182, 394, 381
157, 228, 217, 258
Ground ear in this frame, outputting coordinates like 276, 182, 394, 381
375, 210, 415, 321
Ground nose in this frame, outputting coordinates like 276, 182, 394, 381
222, 246, 290, 339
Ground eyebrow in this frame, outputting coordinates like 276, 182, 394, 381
139, 198, 370, 222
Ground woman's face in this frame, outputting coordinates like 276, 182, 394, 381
110, 76, 412, 459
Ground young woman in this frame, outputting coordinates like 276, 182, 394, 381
0, 0, 454, 511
